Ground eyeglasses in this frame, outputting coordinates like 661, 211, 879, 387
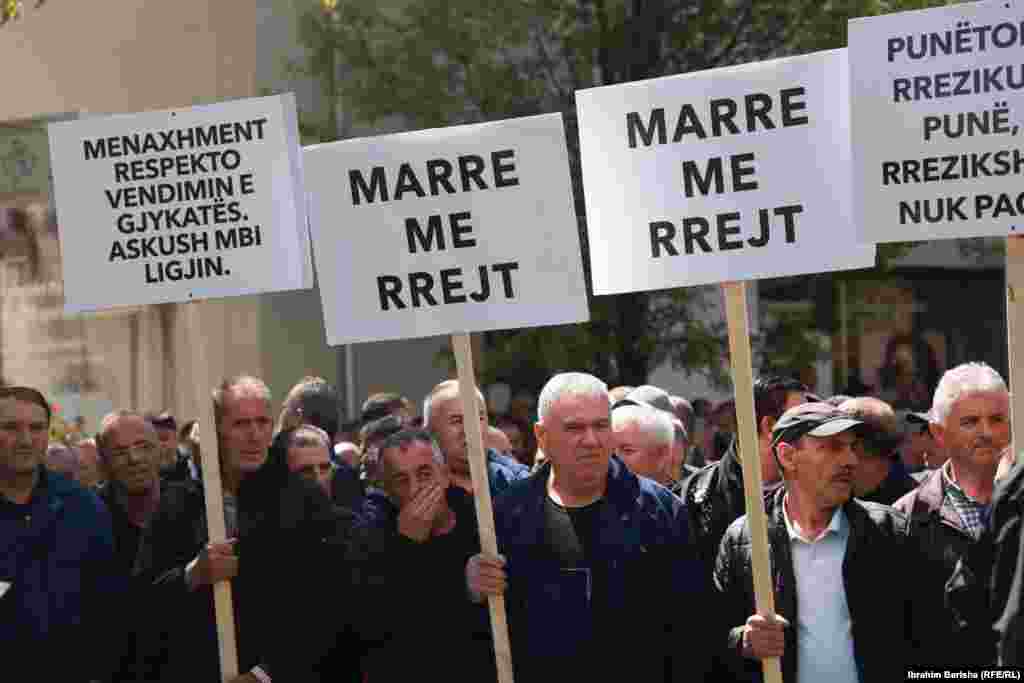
107, 441, 158, 462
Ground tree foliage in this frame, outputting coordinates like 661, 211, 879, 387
294, 0, 956, 389
1, 0, 46, 27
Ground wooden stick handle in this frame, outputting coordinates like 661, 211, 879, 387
185, 302, 239, 682
723, 282, 783, 683
1007, 237, 1024, 468
452, 332, 515, 683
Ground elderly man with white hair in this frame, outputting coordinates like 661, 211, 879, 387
611, 403, 675, 487
894, 361, 1010, 666
466, 372, 711, 681
423, 379, 528, 497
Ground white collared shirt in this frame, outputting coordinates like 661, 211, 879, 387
782, 496, 859, 683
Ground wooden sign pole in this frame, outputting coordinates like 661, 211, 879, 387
723, 281, 783, 683
1007, 237, 1024, 467
452, 332, 515, 683
184, 301, 239, 682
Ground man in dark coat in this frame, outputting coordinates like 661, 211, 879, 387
679, 376, 808, 577
894, 362, 1009, 666
467, 372, 711, 682
97, 410, 164, 573
0, 386, 122, 682
947, 457, 1024, 668
95, 409, 166, 681
715, 402, 920, 683
347, 429, 494, 681
837, 397, 918, 505
276, 376, 365, 511
135, 375, 354, 683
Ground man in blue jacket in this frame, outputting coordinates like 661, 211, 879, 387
0, 385, 121, 682
467, 372, 711, 681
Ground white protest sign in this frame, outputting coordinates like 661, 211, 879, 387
850, 1, 1024, 242
303, 113, 589, 345
576, 49, 875, 296
48, 94, 311, 313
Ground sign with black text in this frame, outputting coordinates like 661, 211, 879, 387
303, 113, 589, 345
48, 94, 311, 312
576, 49, 875, 295
850, 0, 1024, 242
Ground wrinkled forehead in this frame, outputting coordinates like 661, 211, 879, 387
223, 389, 272, 418
435, 387, 485, 414
613, 421, 659, 446
384, 440, 437, 471
0, 397, 48, 421
951, 389, 1010, 411
110, 415, 157, 443
548, 392, 611, 422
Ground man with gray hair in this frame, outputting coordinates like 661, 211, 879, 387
136, 374, 342, 682
613, 384, 695, 487
467, 372, 710, 680
347, 429, 494, 681
423, 379, 527, 498
894, 361, 1010, 666
611, 403, 674, 487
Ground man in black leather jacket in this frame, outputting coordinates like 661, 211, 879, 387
680, 376, 808, 577
714, 402, 921, 683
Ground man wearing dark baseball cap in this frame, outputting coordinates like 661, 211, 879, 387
715, 402, 920, 683
769, 401, 863, 448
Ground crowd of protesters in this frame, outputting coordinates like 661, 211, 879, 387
1, 359, 1022, 681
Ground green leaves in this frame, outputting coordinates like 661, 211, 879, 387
291, 0, 953, 391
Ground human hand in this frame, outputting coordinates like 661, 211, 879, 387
741, 613, 788, 660
466, 553, 507, 603
397, 483, 446, 543
186, 539, 239, 591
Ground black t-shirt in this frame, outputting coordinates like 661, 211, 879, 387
542, 495, 610, 613
543, 495, 606, 567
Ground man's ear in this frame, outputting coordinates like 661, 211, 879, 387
929, 422, 946, 450
775, 441, 795, 475
534, 421, 548, 454
759, 416, 776, 440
